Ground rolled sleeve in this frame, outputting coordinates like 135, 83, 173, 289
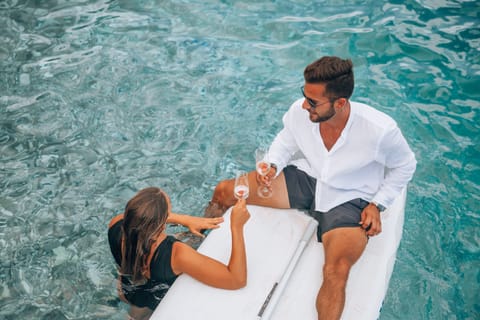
373, 124, 417, 208
267, 109, 300, 176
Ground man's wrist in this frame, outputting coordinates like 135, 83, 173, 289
371, 201, 386, 212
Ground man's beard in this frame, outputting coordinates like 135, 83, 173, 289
309, 103, 335, 123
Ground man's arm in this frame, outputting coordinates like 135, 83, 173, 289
268, 112, 301, 176
372, 123, 417, 209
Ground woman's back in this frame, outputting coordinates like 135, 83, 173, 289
108, 217, 179, 309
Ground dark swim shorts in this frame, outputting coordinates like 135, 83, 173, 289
283, 165, 370, 242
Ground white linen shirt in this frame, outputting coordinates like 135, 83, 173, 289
268, 99, 417, 212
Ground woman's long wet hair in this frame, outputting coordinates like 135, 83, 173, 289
120, 187, 169, 284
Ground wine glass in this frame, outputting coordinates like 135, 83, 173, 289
234, 171, 250, 200
255, 148, 272, 198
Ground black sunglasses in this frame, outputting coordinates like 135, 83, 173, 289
301, 86, 337, 109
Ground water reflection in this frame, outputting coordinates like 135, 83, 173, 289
0, 0, 479, 319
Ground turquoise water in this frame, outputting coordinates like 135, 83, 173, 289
0, 0, 478, 319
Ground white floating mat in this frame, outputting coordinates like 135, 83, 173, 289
152, 190, 406, 320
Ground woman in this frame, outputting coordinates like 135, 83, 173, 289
108, 187, 250, 320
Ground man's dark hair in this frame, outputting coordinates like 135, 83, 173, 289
304, 56, 354, 99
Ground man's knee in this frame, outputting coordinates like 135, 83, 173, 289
212, 179, 232, 202
322, 259, 352, 284
204, 179, 234, 218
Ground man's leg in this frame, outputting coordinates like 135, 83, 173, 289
205, 170, 290, 217
316, 227, 368, 320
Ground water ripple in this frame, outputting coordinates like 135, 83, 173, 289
1, 0, 479, 319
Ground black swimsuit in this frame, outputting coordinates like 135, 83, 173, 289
108, 219, 179, 309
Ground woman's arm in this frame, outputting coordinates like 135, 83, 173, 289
167, 213, 224, 237
170, 199, 250, 289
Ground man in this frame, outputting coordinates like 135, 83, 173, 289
205, 56, 416, 319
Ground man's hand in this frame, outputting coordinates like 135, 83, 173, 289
359, 203, 382, 237
255, 165, 277, 190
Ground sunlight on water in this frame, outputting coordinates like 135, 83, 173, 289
0, 0, 478, 319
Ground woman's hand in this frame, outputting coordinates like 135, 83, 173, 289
168, 213, 224, 237
187, 216, 224, 237
230, 199, 250, 230
171, 199, 249, 290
